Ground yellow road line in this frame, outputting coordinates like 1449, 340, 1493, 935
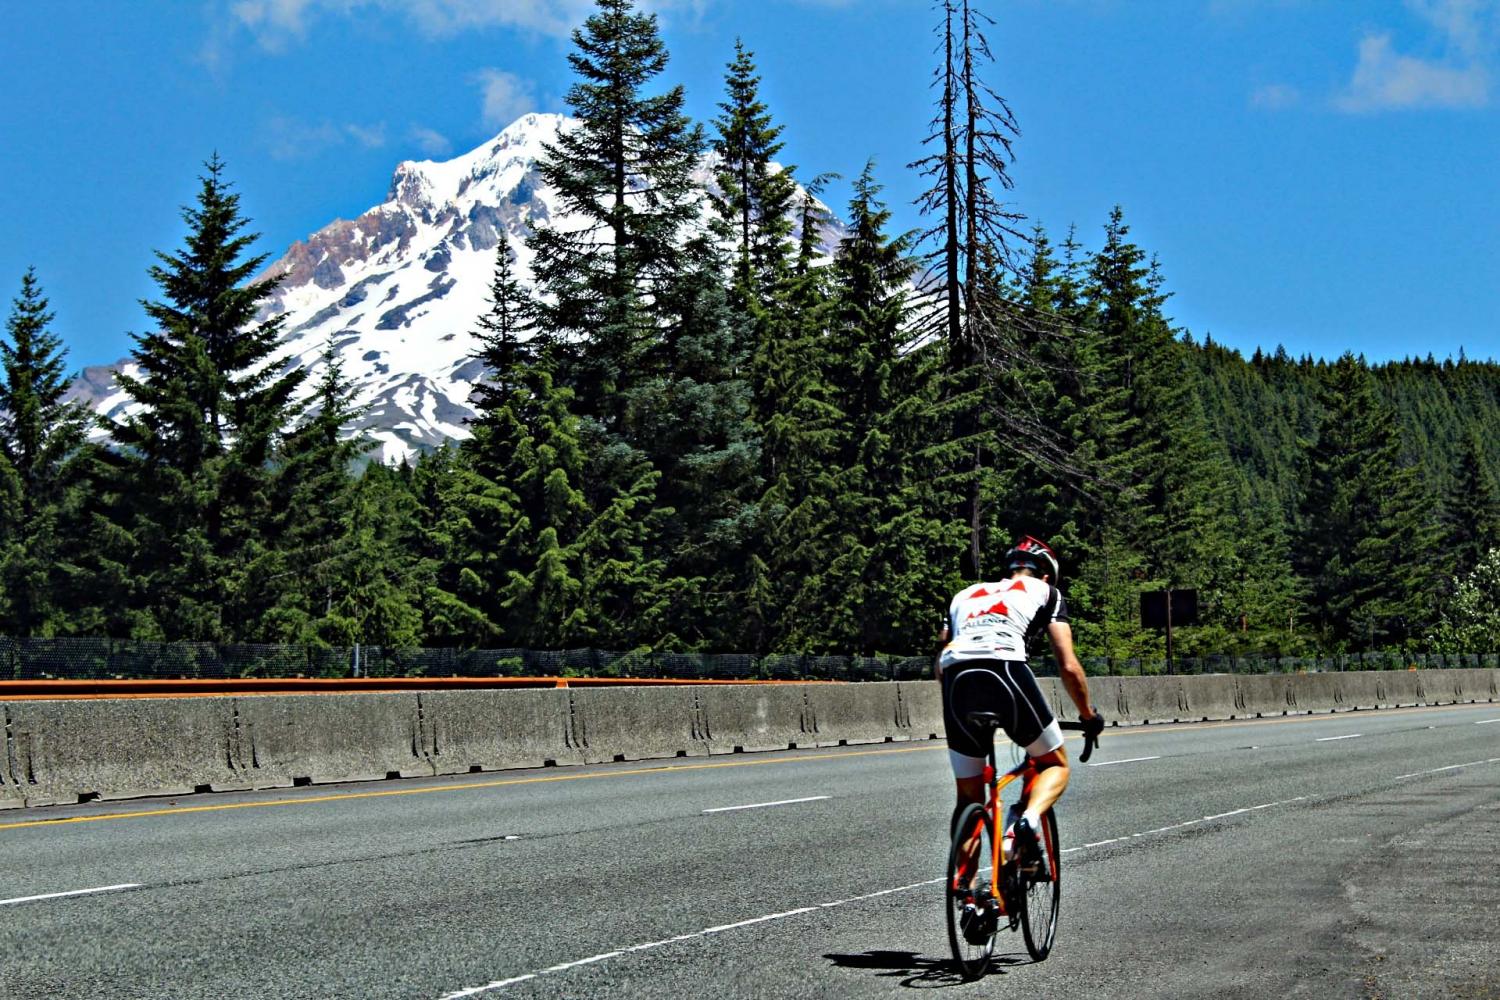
0, 701, 1480, 833
0, 744, 939, 832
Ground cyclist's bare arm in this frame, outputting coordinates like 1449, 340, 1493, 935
1047, 621, 1098, 720
934, 618, 951, 680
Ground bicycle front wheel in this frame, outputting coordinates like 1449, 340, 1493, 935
945, 802, 996, 980
1020, 808, 1061, 961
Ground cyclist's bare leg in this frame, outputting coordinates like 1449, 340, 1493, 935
953, 776, 985, 824
952, 776, 987, 891
1023, 745, 1070, 820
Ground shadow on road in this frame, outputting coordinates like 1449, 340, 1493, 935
823, 949, 1030, 989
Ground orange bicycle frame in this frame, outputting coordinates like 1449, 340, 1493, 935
986, 758, 1030, 911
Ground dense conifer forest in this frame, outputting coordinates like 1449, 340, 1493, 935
2, 0, 1497, 662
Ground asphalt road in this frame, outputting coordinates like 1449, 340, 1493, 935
2, 701, 1497, 999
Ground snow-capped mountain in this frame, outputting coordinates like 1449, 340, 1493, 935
69, 113, 842, 463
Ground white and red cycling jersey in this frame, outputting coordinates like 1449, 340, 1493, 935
940, 576, 1069, 670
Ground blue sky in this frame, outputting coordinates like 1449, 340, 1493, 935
3, 0, 1498, 367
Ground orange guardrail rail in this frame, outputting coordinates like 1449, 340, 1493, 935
0, 676, 847, 700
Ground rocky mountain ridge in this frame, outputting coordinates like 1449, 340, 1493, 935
69, 113, 840, 462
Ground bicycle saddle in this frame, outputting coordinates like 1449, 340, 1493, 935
965, 711, 1005, 732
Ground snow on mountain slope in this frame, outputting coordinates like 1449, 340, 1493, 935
70, 113, 842, 463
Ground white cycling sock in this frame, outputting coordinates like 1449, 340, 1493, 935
1022, 808, 1042, 831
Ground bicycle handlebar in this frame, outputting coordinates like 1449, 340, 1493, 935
1059, 715, 1105, 763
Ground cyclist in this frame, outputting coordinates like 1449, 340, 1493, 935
937, 535, 1103, 872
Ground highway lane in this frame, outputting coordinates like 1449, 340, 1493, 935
1, 701, 1496, 999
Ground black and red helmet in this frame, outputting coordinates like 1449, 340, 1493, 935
1004, 535, 1059, 581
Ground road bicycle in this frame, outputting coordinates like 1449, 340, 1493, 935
945, 714, 1101, 980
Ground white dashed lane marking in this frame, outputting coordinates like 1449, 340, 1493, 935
1393, 757, 1500, 780
1315, 734, 1362, 742
438, 751, 1500, 996
434, 792, 1314, 998
1088, 755, 1160, 767
702, 796, 830, 814
0, 883, 141, 906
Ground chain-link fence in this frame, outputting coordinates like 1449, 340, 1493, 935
1039, 651, 1500, 676
0, 637, 935, 682
1, 637, 1495, 682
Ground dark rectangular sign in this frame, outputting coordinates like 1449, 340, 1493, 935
1140, 589, 1199, 629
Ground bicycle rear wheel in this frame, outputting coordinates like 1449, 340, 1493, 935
946, 802, 997, 980
1020, 808, 1061, 960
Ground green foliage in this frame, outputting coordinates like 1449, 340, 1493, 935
105, 156, 306, 641
16, 9, 1500, 665
711, 38, 797, 306
1297, 353, 1436, 648
0, 268, 92, 635
1428, 548, 1500, 653
529, 0, 704, 434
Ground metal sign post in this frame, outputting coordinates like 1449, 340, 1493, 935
1141, 589, 1199, 675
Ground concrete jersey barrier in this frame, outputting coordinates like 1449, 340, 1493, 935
1, 669, 1495, 808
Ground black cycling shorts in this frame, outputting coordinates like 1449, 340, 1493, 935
942, 659, 1061, 767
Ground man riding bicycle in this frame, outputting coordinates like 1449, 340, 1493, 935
937, 536, 1103, 868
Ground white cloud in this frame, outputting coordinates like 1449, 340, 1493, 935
262, 116, 388, 160
344, 122, 388, 148
1408, 0, 1495, 59
232, 0, 322, 46
226, 0, 736, 50
408, 126, 454, 157
230, 0, 596, 46
1335, 31, 1490, 111
474, 68, 538, 131
1251, 82, 1301, 109
403, 0, 595, 37
1333, 0, 1498, 111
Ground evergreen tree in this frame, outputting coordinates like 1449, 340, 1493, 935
806, 164, 960, 653
640, 231, 759, 647
529, 0, 705, 435
454, 238, 677, 648
469, 244, 538, 405
0, 268, 91, 635
410, 444, 493, 645
1297, 353, 1435, 648
463, 366, 672, 649
1441, 430, 1500, 580
325, 460, 425, 648
0, 452, 18, 627
107, 156, 305, 640
1132, 259, 1239, 623
260, 344, 378, 643
747, 184, 844, 651
711, 39, 797, 307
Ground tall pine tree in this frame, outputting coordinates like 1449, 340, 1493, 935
711, 39, 797, 308
0, 268, 91, 635
107, 156, 305, 640
1298, 353, 1436, 649
529, 0, 704, 437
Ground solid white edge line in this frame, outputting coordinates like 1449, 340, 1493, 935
434, 755, 1500, 998
0, 883, 142, 906
1393, 758, 1492, 780
437, 975, 538, 999
544, 952, 623, 973
703, 907, 818, 934
1088, 755, 1161, 767
702, 795, 830, 814
1315, 734, 1362, 742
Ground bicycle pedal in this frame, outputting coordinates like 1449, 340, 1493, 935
959, 903, 994, 945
